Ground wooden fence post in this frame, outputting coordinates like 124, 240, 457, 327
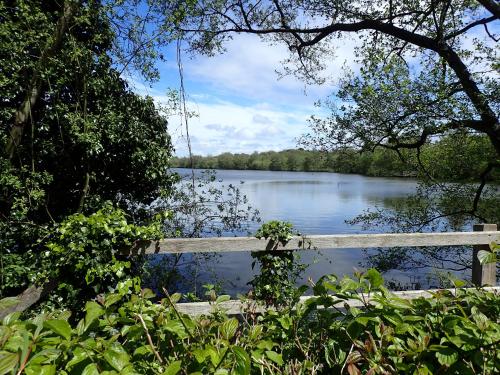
472, 224, 497, 286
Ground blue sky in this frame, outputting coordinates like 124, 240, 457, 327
129, 34, 358, 157
127, 14, 498, 158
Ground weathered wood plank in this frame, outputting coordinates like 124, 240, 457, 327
175, 286, 500, 316
130, 231, 500, 255
472, 224, 498, 286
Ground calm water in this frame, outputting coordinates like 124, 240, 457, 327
163, 169, 430, 295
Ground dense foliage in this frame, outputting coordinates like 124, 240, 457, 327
0, 269, 498, 374
173, 133, 499, 181
249, 221, 306, 307
0, 1, 175, 299
173, 149, 412, 177
0, 0, 259, 312
164, 0, 500, 276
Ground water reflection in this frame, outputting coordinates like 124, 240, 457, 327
154, 169, 424, 296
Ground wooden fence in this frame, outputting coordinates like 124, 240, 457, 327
132, 224, 500, 316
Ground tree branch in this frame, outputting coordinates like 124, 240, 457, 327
444, 15, 497, 40
476, 0, 500, 19
6, 0, 79, 159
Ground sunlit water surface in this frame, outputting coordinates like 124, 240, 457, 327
149, 169, 469, 296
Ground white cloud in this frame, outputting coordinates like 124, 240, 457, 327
154, 95, 314, 156
182, 34, 358, 106
129, 33, 361, 156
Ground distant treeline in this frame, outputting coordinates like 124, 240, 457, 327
172, 134, 499, 181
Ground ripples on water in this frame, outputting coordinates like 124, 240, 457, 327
149, 169, 465, 296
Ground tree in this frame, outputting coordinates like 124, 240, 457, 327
0, 1, 175, 300
1, 1, 261, 313
164, 0, 499, 276
169, 0, 498, 203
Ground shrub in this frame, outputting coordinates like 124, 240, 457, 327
249, 221, 306, 307
0, 269, 498, 374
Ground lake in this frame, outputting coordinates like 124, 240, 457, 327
153, 169, 456, 296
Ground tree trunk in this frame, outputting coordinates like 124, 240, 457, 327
0, 280, 57, 320
6, 1, 79, 159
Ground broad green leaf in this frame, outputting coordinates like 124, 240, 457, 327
169, 293, 181, 304
81, 363, 99, 375
44, 319, 72, 340
340, 277, 359, 292
265, 351, 283, 366
364, 269, 383, 288
103, 344, 130, 371
84, 301, 104, 331
413, 363, 433, 375
277, 316, 292, 330
220, 318, 238, 340
0, 298, 19, 312
256, 340, 276, 350
0, 351, 19, 375
41, 365, 56, 375
436, 347, 458, 366
232, 347, 250, 375
65, 347, 88, 369
104, 293, 122, 307
163, 360, 181, 375
207, 346, 225, 367
477, 250, 496, 264
133, 345, 152, 356
2, 312, 21, 326
141, 288, 156, 299
165, 320, 187, 339
216, 295, 230, 304
192, 349, 208, 363
26, 349, 61, 366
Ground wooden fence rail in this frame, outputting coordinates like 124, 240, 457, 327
175, 286, 500, 316
135, 231, 500, 254
137, 224, 500, 316
131, 224, 499, 287
2, 226, 498, 319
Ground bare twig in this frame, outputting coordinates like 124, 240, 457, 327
136, 313, 164, 364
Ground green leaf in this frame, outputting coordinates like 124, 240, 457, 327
256, 340, 276, 351
104, 293, 122, 307
220, 318, 238, 340
44, 319, 72, 340
2, 312, 21, 326
216, 295, 230, 304
277, 316, 292, 330
364, 269, 383, 288
265, 351, 283, 366
340, 278, 359, 292
477, 250, 496, 264
37, 365, 56, 375
81, 363, 99, 375
163, 360, 182, 375
413, 363, 433, 375
0, 351, 19, 375
0, 298, 19, 312
84, 301, 104, 331
192, 349, 208, 363
65, 347, 88, 369
141, 288, 156, 299
232, 347, 250, 375
165, 320, 187, 339
103, 344, 130, 371
436, 347, 458, 366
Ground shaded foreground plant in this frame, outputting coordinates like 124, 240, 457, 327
0, 269, 498, 374
249, 221, 307, 307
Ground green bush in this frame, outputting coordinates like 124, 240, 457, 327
0, 269, 498, 374
249, 221, 306, 307
33, 204, 164, 311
